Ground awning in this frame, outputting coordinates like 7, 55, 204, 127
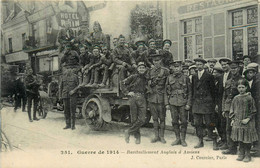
5, 51, 29, 63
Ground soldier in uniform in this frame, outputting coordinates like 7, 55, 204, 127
13, 73, 27, 112
222, 60, 242, 154
59, 50, 80, 130
159, 39, 174, 69
121, 62, 148, 144
144, 38, 159, 64
25, 68, 41, 122
147, 54, 169, 144
165, 61, 192, 147
112, 35, 135, 82
191, 58, 216, 148
57, 20, 75, 53
130, 41, 153, 68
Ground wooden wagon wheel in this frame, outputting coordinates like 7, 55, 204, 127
82, 98, 104, 130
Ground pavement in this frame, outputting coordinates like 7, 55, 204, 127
1, 106, 260, 168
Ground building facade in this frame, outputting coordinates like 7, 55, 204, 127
1, 1, 90, 74
162, 0, 259, 63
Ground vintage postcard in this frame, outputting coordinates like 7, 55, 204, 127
1, 0, 260, 167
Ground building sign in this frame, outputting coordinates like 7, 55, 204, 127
178, 0, 242, 14
56, 12, 82, 28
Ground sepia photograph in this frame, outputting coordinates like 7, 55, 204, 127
0, 0, 260, 167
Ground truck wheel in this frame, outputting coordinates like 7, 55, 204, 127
82, 98, 104, 130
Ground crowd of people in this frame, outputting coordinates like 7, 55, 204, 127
12, 20, 260, 163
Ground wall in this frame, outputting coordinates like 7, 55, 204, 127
4, 21, 29, 54
163, 0, 259, 60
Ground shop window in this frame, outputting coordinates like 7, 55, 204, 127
182, 17, 202, 59
22, 33, 26, 48
230, 6, 258, 60
8, 38, 13, 53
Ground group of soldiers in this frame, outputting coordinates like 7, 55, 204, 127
28, 20, 260, 161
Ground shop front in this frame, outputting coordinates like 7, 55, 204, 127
162, 0, 259, 62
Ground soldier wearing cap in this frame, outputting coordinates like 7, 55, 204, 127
60, 50, 80, 130
208, 58, 217, 74
165, 60, 192, 147
112, 35, 135, 82
145, 38, 159, 64
147, 53, 169, 144
191, 58, 216, 149
222, 60, 242, 154
130, 40, 153, 68
82, 46, 103, 87
121, 62, 148, 144
159, 39, 174, 69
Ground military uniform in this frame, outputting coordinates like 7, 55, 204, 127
159, 49, 174, 69
60, 50, 80, 130
25, 72, 41, 121
222, 64, 242, 154
130, 50, 153, 68
112, 45, 135, 81
165, 61, 192, 146
147, 62, 169, 143
121, 62, 148, 144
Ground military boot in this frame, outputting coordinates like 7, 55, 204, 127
71, 118, 76, 130
159, 121, 166, 144
33, 111, 40, 121
28, 111, 33, 122
180, 126, 187, 147
194, 138, 204, 148
151, 121, 160, 143
171, 125, 181, 146
99, 69, 109, 88
135, 132, 141, 144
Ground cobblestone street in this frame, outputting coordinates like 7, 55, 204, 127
1, 107, 259, 168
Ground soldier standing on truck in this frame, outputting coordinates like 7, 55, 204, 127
121, 62, 148, 144
147, 53, 169, 144
165, 61, 192, 147
60, 50, 79, 130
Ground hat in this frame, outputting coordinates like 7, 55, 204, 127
137, 62, 146, 68
243, 55, 251, 60
219, 58, 231, 63
228, 60, 240, 68
163, 39, 172, 46
184, 59, 193, 63
148, 38, 155, 44
182, 65, 189, 70
243, 67, 257, 75
93, 45, 101, 50
208, 58, 217, 63
194, 58, 207, 64
213, 67, 224, 73
118, 34, 125, 39
247, 63, 259, 70
135, 40, 146, 46
189, 65, 197, 70
172, 60, 182, 67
